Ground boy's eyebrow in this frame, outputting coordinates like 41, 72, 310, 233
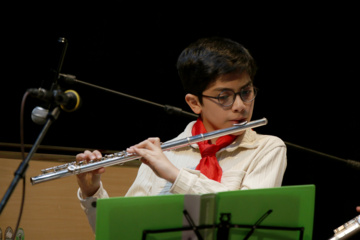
241, 81, 253, 89
213, 81, 253, 92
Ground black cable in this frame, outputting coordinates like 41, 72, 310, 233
12, 91, 29, 240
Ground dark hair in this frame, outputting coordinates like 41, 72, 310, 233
177, 37, 257, 103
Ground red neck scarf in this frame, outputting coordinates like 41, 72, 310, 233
192, 118, 237, 182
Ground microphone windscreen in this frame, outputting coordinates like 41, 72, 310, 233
31, 106, 49, 125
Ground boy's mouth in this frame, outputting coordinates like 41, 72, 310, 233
231, 118, 247, 125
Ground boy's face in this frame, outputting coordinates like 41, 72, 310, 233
199, 71, 254, 135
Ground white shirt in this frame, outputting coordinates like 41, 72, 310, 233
78, 121, 287, 232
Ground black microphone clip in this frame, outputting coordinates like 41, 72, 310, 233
58, 73, 77, 85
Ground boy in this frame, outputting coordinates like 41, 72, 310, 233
76, 37, 287, 232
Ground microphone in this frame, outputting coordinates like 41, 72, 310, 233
29, 37, 71, 125
31, 106, 49, 125
27, 88, 81, 112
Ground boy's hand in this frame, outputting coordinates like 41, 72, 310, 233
127, 138, 179, 183
75, 150, 105, 198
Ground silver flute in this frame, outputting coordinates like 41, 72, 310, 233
30, 118, 268, 185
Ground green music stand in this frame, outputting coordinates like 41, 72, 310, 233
214, 184, 315, 240
95, 184, 315, 240
95, 194, 185, 239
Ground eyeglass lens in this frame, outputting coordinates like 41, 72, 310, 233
218, 87, 256, 106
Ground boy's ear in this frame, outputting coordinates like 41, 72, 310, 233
185, 93, 202, 114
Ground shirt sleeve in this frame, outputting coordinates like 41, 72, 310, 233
77, 181, 109, 233
241, 144, 287, 190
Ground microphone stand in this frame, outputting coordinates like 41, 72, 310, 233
0, 107, 60, 214
284, 141, 360, 170
1, 37, 68, 219
59, 73, 360, 170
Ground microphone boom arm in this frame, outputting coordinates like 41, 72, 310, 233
59, 74, 198, 119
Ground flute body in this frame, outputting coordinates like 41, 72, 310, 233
30, 118, 268, 185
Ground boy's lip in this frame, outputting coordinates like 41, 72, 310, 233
231, 118, 247, 124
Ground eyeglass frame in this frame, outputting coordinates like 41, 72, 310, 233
201, 85, 258, 107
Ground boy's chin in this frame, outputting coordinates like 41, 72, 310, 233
232, 130, 246, 136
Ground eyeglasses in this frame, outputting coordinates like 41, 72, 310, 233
202, 86, 258, 107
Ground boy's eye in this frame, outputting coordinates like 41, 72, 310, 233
203, 86, 257, 107
219, 92, 231, 99
241, 89, 252, 96
218, 90, 233, 105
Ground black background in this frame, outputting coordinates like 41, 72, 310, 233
1, 5, 359, 239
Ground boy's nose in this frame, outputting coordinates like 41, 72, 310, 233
232, 94, 246, 112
